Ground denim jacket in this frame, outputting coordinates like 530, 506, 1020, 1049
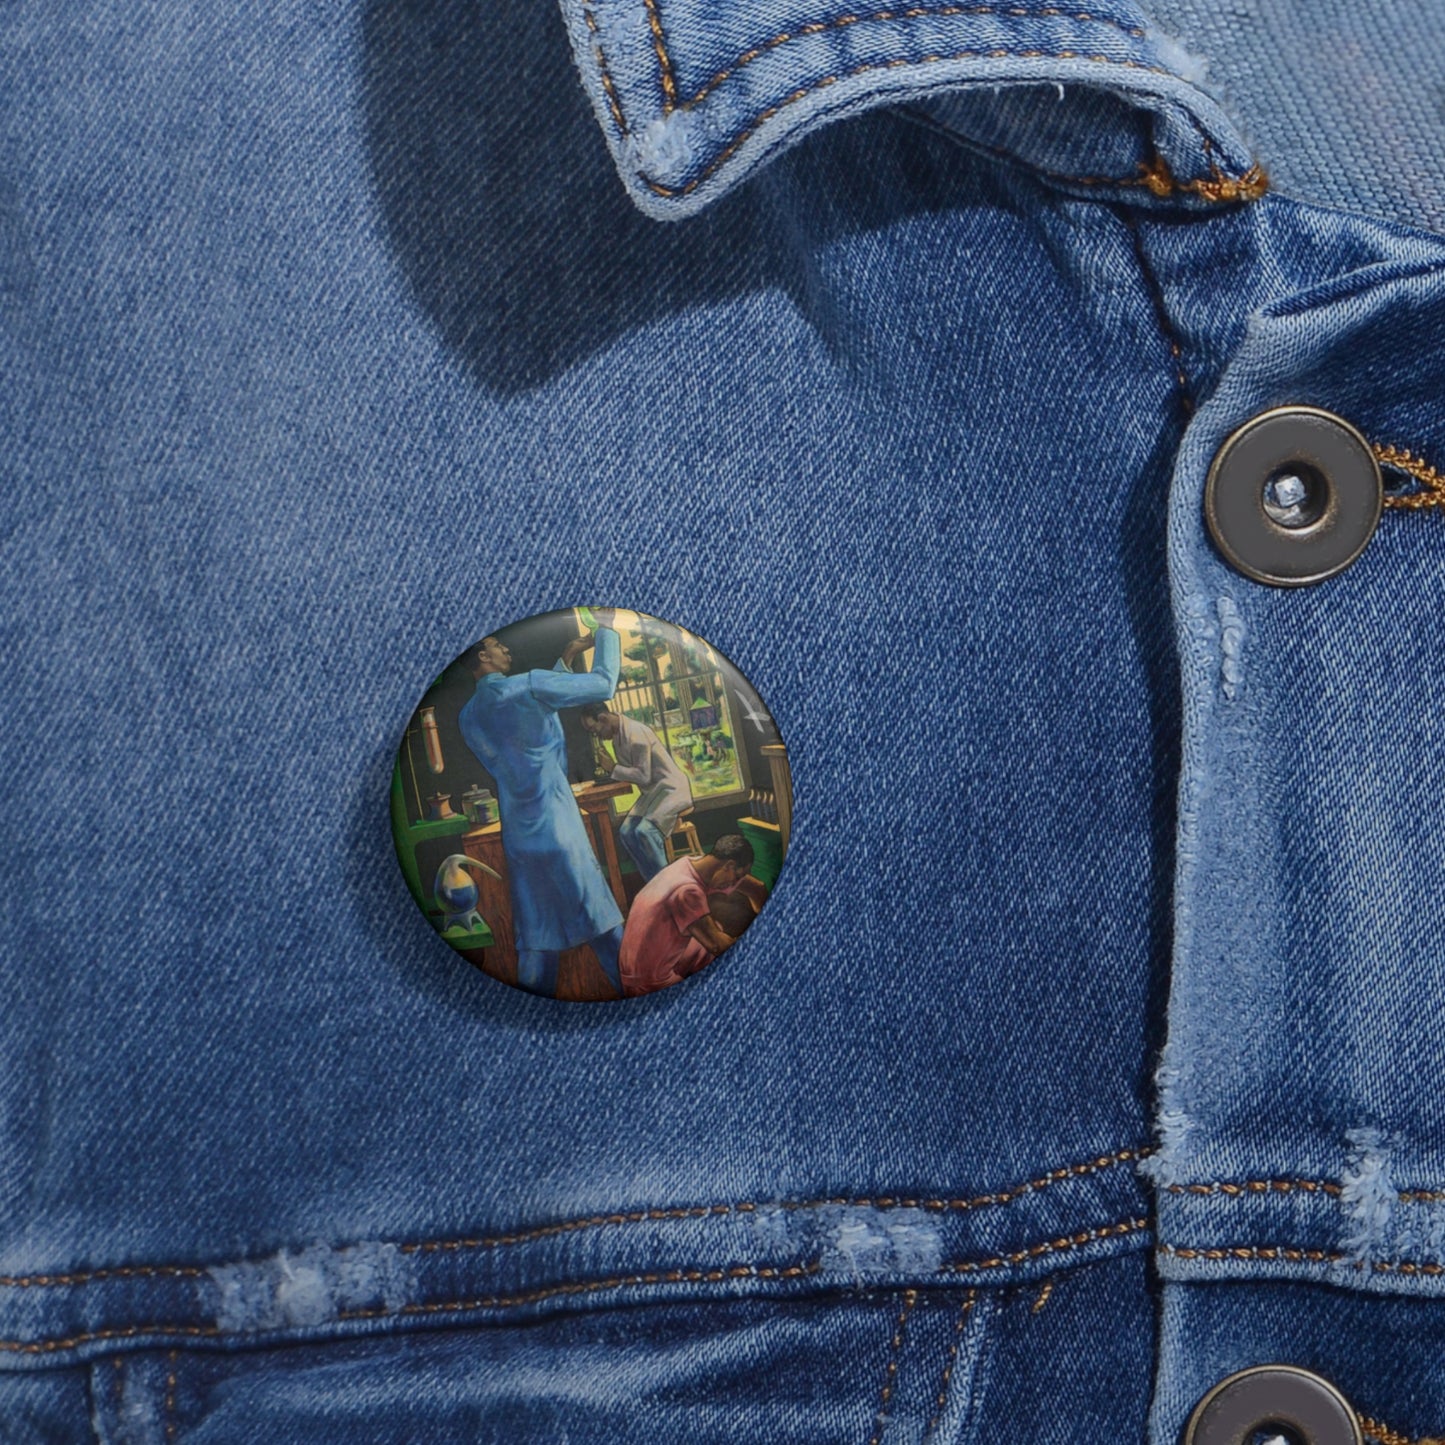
4, 0, 1445, 1441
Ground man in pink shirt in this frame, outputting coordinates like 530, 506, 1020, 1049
619, 836, 755, 996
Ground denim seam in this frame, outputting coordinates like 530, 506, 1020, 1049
1119, 209, 1195, 417
897, 107, 1264, 204
0, 1150, 1150, 1340
396, 1146, 1153, 1260
333, 1258, 824, 1321
0, 1266, 820, 1357
866, 1288, 918, 1445
0, 1324, 225, 1358
1165, 1178, 1343, 1198
1359, 1413, 1443, 1445
639, 5, 1149, 117
583, 7, 629, 131
0, 1146, 1149, 1291
592, 3, 1269, 200
163, 1348, 178, 1442
1165, 1177, 1445, 1202
630, 51, 1249, 200
0, 1264, 207, 1289
643, 0, 677, 106
1007, 144, 1263, 205
1374, 443, 1445, 509
0, 1144, 1146, 1290
940, 1217, 1149, 1274
1158, 1242, 1445, 1276
0, 1219, 1149, 1356
923, 1290, 978, 1438
1029, 1277, 1055, 1312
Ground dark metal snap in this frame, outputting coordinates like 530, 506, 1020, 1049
1204, 406, 1382, 586
1183, 1365, 1363, 1445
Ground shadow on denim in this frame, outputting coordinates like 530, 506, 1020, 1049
359, 0, 983, 395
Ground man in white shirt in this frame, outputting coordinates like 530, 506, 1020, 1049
579, 702, 694, 882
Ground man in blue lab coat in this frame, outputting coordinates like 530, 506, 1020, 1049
458, 613, 624, 998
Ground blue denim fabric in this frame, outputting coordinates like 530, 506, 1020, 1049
1145, 0, 1445, 235
3, 0, 1445, 1440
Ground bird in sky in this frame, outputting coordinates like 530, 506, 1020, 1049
742, 700, 771, 734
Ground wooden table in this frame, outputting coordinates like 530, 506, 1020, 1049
571, 780, 634, 910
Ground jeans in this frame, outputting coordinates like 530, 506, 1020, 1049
619, 814, 669, 882
5, 0, 1445, 1439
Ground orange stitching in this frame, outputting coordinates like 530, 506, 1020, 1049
399, 1146, 1151, 1256
868, 1288, 919, 1445
1030, 1277, 1055, 1312
925, 1291, 977, 1437
0, 1267, 823, 1354
0, 1211, 1148, 1355
1374, 444, 1445, 510
1197, 164, 1269, 203
1159, 1241, 1445, 1277
784, 1146, 1152, 1211
0, 1323, 223, 1356
0, 1147, 1150, 1293
1023, 149, 1264, 199
1165, 1178, 1343, 1198
586, 2, 1266, 204
1164, 1176, 1445, 1203
0, 1263, 206, 1289
1159, 1242, 1345, 1264
1360, 1414, 1445, 1445
1137, 151, 1268, 203
583, 6, 628, 132
920, 119, 1237, 195
1362, 1418, 1414, 1445
940, 1216, 1149, 1273
642, 0, 677, 107
640, 52, 1264, 200
164, 1348, 178, 1442
674, 6, 1149, 112
336, 1260, 823, 1322
646, 52, 1155, 198
401, 1201, 743, 1255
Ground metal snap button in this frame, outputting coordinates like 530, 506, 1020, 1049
1183, 1365, 1363, 1445
1204, 406, 1382, 586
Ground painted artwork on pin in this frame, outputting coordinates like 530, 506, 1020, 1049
391, 607, 791, 1001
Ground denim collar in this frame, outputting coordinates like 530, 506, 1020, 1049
559, 0, 1264, 219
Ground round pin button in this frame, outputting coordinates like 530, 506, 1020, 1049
1183, 1365, 1363, 1445
1204, 406, 1382, 586
391, 607, 791, 1002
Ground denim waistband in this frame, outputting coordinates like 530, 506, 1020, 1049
0, 1147, 1149, 1365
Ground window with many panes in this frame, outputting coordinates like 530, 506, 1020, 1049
575, 608, 749, 805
